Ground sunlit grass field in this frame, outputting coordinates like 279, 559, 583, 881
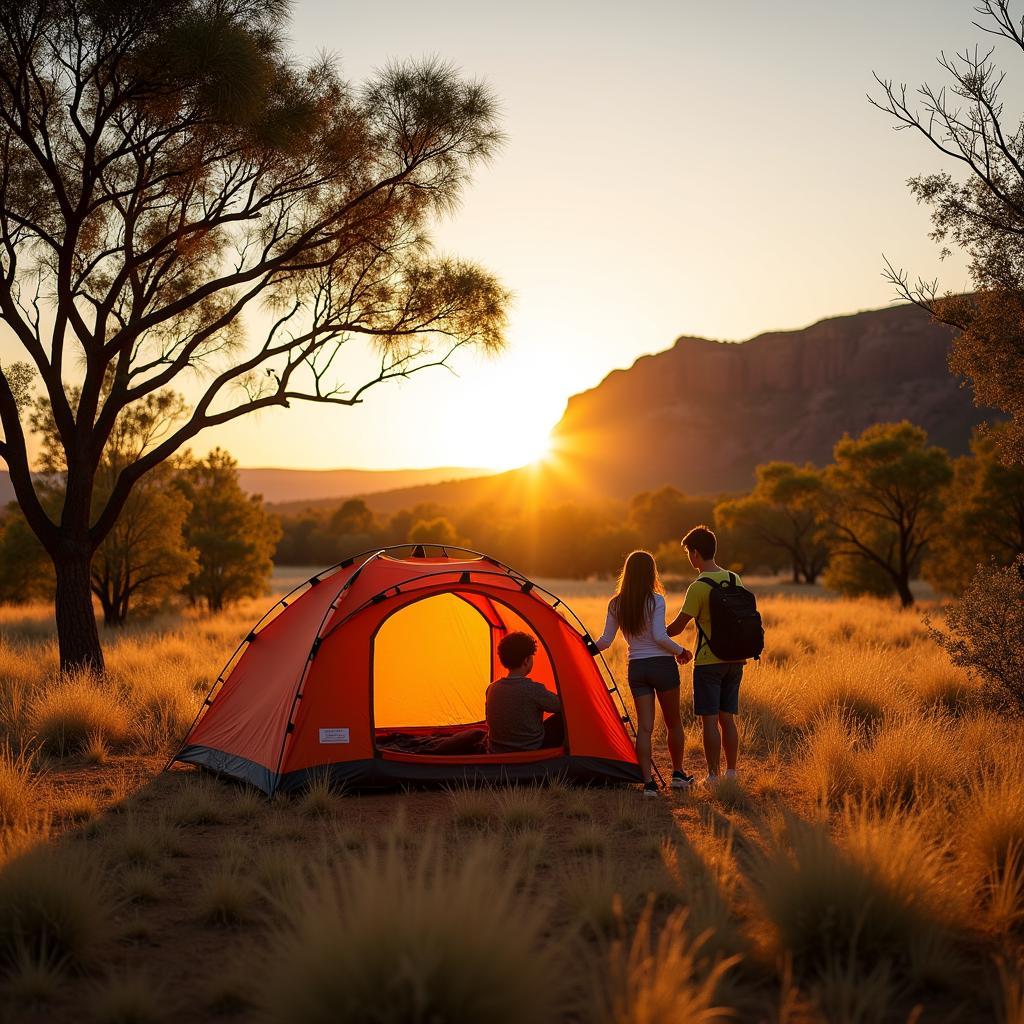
0, 582, 1021, 1022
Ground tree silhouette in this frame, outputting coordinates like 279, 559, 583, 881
872, 0, 1024, 465
822, 422, 952, 607
0, 1, 508, 670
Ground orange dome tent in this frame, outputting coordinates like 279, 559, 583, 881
169, 546, 643, 793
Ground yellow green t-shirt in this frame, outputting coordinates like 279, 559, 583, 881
680, 570, 745, 666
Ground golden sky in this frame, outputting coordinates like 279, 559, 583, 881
5, 0, 983, 472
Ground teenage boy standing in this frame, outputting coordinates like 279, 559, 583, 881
667, 525, 745, 785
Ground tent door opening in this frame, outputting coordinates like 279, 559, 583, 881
370, 590, 564, 760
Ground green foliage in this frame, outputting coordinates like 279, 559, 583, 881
0, 509, 52, 603
821, 422, 952, 606
875, 8, 1024, 465
929, 556, 1024, 715
409, 516, 460, 546
628, 487, 715, 547
91, 461, 198, 626
926, 424, 1024, 595
11, 392, 199, 625
822, 548, 896, 599
0, 0, 510, 672
177, 449, 280, 611
715, 462, 829, 582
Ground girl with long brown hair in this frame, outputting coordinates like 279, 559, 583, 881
595, 550, 693, 795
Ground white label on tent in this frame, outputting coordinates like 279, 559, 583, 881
319, 728, 350, 744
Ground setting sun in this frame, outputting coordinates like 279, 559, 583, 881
3, 1, 1024, 1020
472, 418, 555, 471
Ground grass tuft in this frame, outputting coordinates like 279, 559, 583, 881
255, 837, 564, 1024
494, 785, 546, 833
0, 845, 112, 971
28, 671, 130, 755
596, 903, 737, 1024
568, 822, 606, 856
90, 971, 166, 1024
446, 784, 496, 829
0, 746, 37, 828
753, 809, 958, 981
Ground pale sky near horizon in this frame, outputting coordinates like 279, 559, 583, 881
3, 0, 999, 471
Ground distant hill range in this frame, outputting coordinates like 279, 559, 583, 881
237, 467, 486, 507
0, 303, 993, 514
351, 302, 992, 512
0, 466, 486, 511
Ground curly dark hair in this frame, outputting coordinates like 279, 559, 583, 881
497, 631, 538, 670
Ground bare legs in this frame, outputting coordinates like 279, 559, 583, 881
701, 711, 739, 776
635, 688, 686, 781
634, 693, 655, 783
719, 712, 739, 771
656, 687, 684, 772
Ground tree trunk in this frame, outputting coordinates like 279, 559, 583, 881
896, 575, 915, 608
54, 549, 104, 673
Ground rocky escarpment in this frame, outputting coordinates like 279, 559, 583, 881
549, 303, 987, 496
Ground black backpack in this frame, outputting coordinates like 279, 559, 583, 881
695, 573, 764, 661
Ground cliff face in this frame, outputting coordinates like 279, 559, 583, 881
549, 303, 987, 496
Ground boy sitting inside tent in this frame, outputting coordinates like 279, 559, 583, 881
485, 631, 564, 752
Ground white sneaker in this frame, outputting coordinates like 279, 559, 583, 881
724, 769, 737, 779
702, 773, 720, 787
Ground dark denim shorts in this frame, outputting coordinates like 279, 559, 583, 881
627, 656, 680, 697
693, 662, 743, 716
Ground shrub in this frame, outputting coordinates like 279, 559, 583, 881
929, 557, 1024, 714
0, 846, 112, 971
28, 671, 130, 755
595, 903, 736, 1024
255, 838, 564, 1024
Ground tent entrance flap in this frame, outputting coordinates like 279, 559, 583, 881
372, 593, 492, 729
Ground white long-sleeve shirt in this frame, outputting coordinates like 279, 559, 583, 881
594, 592, 685, 660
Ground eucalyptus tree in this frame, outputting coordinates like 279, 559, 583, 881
872, 0, 1024, 465
0, 0, 509, 670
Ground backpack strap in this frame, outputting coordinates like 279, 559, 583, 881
694, 620, 710, 656
691, 574, 714, 655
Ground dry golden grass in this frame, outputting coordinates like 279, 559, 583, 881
0, 844, 112, 973
597, 903, 737, 1024
0, 586, 1017, 1021
255, 837, 564, 1024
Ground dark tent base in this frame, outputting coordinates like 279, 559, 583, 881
176, 743, 642, 795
